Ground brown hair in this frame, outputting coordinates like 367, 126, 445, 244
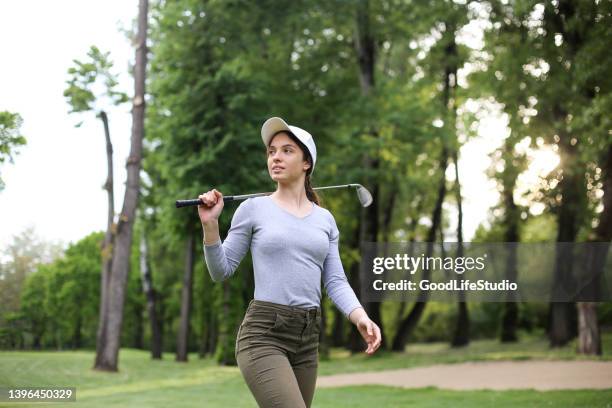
267, 130, 321, 206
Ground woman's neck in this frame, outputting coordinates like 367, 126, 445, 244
272, 179, 310, 208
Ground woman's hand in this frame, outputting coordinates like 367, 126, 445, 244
356, 316, 382, 355
198, 189, 224, 225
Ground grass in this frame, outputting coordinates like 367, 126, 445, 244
317, 329, 612, 375
0, 331, 610, 407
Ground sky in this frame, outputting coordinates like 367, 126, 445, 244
0, 0, 137, 252
0, 1, 544, 255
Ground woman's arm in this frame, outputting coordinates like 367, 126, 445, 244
322, 212, 382, 354
348, 306, 368, 325
200, 195, 254, 282
321, 216, 364, 320
202, 219, 220, 245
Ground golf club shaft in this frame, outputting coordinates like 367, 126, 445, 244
175, 185, 356, 208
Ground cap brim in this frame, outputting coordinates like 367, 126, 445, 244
261, 117, 292, 147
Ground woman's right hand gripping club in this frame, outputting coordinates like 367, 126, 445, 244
198, 189, 224, 225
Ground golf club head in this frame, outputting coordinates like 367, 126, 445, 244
353, 184, 373, 207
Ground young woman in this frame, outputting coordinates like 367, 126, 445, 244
198, 116, 382, 408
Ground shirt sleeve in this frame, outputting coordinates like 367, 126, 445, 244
322, 212, 363, 320
203, 198, 253, 282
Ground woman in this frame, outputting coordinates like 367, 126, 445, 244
198, 116, 381, 408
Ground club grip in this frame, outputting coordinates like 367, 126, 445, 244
175, 196, 234, 208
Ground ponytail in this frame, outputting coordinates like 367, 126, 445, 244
305, 172, 320, 206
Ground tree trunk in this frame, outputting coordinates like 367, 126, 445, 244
500, 243, 519, 343
548, 123, 582, 347
220, 280, 232, 365
577, 302, 601, 355
133, 301, 144, 349
543, 0, 593, 349
392, 145, 448, 351
577, 144, 612, 355
94, 110, 115, 368
353, 0, 386, 352
392, 18, 457, 350
451, 148, 469, 347
392, 200, 422, 335
94, 0, 148, 372
176, 233, 195, 362
331, 308, 345, 347
139, 232, 162, 359
342, 211, 360, 349
500, 138, 521, 343
207, 306, 217, 356
72, 312, 82, 349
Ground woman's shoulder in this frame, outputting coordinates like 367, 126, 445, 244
236, 196, 268, 215
313, 203, 337, 227
232, 196, 257, 219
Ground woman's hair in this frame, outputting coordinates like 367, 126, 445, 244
268, 130, 321, 206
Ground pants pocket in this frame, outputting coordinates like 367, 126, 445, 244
241, 311, 286, 338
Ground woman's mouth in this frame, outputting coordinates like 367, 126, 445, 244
272, 166, 284, 172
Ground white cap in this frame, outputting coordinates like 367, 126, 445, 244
261, 117, 317, 174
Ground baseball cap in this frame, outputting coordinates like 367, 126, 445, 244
261, 117, 317, 174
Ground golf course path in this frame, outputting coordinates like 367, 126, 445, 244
316, 360, 612, 390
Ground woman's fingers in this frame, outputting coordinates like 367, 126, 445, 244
199, 190, 219, 207
372, 324, 381, 351
363, 322, 382, 354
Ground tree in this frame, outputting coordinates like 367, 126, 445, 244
64, 43, 129, 366
139, 226, 163, 358
0, 111, 27, 192
478, 0, 610, 348
12, 232, 102, 350
176, 233, 195, 362
0, 227, 63, 332
94, 0, 149, 372
575, 143, 612, 355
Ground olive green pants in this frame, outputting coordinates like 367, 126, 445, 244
235, 299, 321, 408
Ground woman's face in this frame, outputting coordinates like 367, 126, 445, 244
267, 132, 310, 183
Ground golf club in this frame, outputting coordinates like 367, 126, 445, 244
175, 184, 373, 208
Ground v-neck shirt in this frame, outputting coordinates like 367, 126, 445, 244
203, 195, 362, 320
267, 195, 315, 219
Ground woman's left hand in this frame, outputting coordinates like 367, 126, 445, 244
356, 317, 381, 355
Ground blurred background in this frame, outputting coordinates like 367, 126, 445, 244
1, 0, 610, 406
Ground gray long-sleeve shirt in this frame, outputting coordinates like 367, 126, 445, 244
203, 195, 362, 320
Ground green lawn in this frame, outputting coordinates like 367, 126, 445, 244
1, 331, 611, 408
317, 329, 612, 375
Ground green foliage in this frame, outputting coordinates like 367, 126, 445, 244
0, 227, 64, 337
470, 0, 611, 239
63, 45, 128, 124
8, 231, 144, 350
0, 110, 27, 191
19, 233, 103, 349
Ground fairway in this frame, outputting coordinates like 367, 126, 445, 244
2, 334, 611, 408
